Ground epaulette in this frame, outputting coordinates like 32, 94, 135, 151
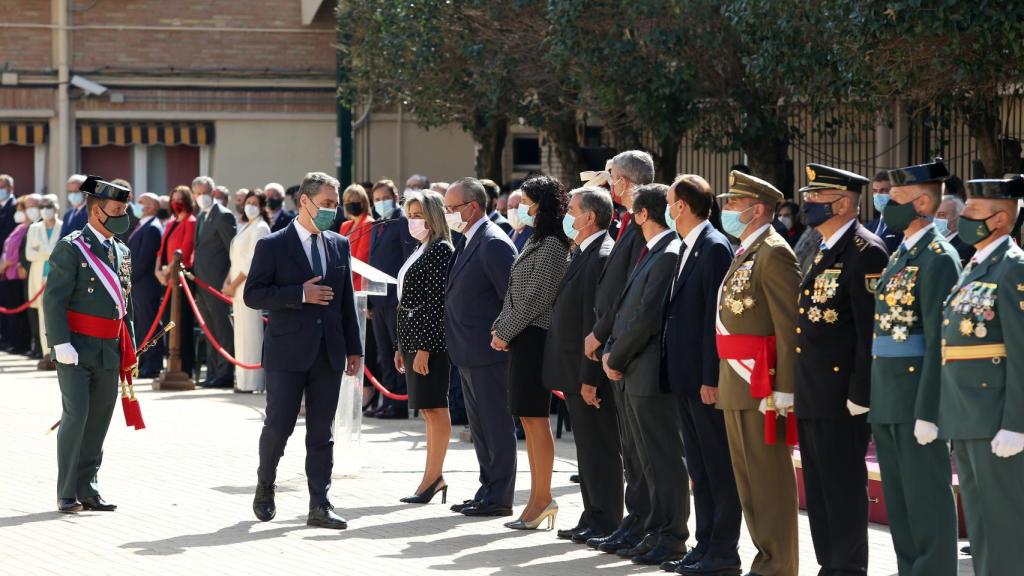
62, 230, 83, 243
854, 235, 867, 252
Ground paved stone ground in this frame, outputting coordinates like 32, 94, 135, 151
0, 351, 974, 575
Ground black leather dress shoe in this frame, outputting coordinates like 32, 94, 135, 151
616, 536, 655, 558
450, 499, 478, 513
677, 547, 707, 568
599, 532, 640, 553
307, 503, 347, 529
57, 499, 82, 513
572, 528, 607, 544
80, 495, 117, 511
557, 524, 587, 540
633, 544, 684, 565
662, 559, 685, 572
588, 526, 627, 549
677, 556, 742, 575
363, 406, 381, 418
375, 406, 409, 420
253, 483, 276, 522
461, 503, 513, 517
569, 474, 581, 483
199, 376, 231, 389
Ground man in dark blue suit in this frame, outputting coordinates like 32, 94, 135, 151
244, 172, 362, 530
444, 177, 518, 517
127, 193, 165, 378
367, 180, 416, 419
264, 182, 296, 233
661, 175, 743, 575
60, 174, 89, 239
864, 170, 903, 253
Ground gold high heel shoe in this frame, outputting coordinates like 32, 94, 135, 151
503, 500, 558, 530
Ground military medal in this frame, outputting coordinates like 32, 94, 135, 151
975, 323, 988, 338
960, 318, 974, 336
808, 307, 823, 323
891, 325, 908, 341
823, 309, 838, 324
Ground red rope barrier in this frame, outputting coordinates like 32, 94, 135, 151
0, 283, 46, 314
177, 271, 262, 370
140, 282, 174, 346
364, 365, 409, 401
188, 271, 268, 325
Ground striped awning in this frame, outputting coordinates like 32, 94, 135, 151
0, 122, 48, 146
78, 122, 214, 147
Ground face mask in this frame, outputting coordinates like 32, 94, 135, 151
13, 211, 25, 224
42, 207, 56, 221
26, 207, 40, 222
664, 203, 677, 231
802, 199, 838, 228
958, 212, 1002, 246
408, 218, 430, 241
517, 202, 535, 228
872, 193, 890, 213
562, 213, 579, 241
171, 200, 186, 214
0, 189, 9, 203
721, 207, 754, 238
244, 204, 262, 221
445, 211, 467, 233
130, 203, 144, 218
305, 198, 337, 232
100, 206, 131, 235
779, 216, 793, 230
374, 200, 396, 219
507, 206, 521, 230
196, 195, 213, 211
933, 217, 950, 237
345, 202, 364, 217
267, 197, 283, 211
403, 188, 418, 197
68, 191, 83, 207
881, 196, 922, 232
157, 208, 171, 220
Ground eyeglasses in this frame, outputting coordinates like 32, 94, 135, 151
445, 200, 473, 214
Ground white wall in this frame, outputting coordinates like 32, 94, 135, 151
213, 119, 335, 190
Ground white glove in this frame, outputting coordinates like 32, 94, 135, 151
847, 400, 870, 416
913, 419, 939, 445
54, 343, 79, 366
991, 429, 1024, 458
758, 392, 795, 414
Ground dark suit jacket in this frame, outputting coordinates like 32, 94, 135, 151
948, 232, 976, 265
59, 205, 87, 239
444, 219, 517, 368
591, 223, 645, 344
490, 211, 514, 236
0, 198, 17, 250
543, 231, 613, 393
605, 231, 681, 396
662, 224, 734, 397
243, 224, 362, 372
193, 202, 236, 285
511, 226, 533, 252
127, 216, 164, 305
865, 217, 903, 254
270, 209, 296, 233
368, 207, 416, 313
795, 221, 888, 417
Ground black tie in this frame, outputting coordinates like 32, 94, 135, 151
310, 234, 324, 277
448, 236, 467, 276
670, 243, 687, 294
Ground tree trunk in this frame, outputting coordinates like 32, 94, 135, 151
655, 135, 681, 184
546, 113, 584, 187
472, 113, 507, 182
965, 104, 1023, 178
743, 133, 790, 198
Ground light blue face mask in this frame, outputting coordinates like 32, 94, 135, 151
0, 189, 8, 202
374, 199, 396, 219
67, 191, 83, 207
665, 203, 677, 231
873, 193, 890, 214
562, 213, 578, 241
517, 202, 535, 227
721, 206, 753, 238
130, 203, 144, 218
933, 217, 950, 237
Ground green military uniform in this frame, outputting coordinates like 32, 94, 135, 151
938, 176, 1024, 576
869, 159, 959, 576
715, 171, 801, 576
44, 176, 134, 504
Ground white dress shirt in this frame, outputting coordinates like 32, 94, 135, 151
823, 218, 856, 250
397, 243, 427, 300
577, 229, 607, 253
645, 228, 675, 251
739, 223, 772, 254
462, 216, 487, 245
293, 220, 327, 275
901, 223, 935, 252
676, 220, 711, 281
967, 234, 1010, 267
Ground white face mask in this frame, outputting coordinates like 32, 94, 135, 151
244, 204, 262, 221
14, 211, 26, 224
779, 216, 793, 230
42, 207, 56, 221
196, 195, 213, 211
507, 205, 521, 230
445, 212, 467, 234
26, 207, 40, 222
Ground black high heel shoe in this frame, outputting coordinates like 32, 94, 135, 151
400, 476, 448, 504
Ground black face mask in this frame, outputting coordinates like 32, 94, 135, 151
267, 197, 283, 210
345, 202, 364, 217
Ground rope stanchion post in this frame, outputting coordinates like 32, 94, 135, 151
154, 250, 195, 391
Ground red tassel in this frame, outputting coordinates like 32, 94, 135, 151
785, 413, 799, 446
764, 409, 778, 445
129, 399, 145, 430
120, 381, 135, 427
